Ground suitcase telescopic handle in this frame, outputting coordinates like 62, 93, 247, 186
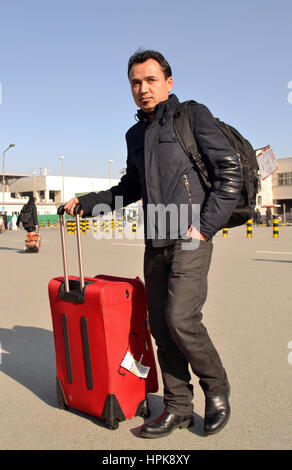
57, 204, 85, 293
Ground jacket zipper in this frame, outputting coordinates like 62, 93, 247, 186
183, 174, 193, 205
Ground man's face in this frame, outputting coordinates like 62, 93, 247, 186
129, 58, 173, 118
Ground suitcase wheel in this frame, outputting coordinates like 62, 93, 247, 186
106, 418, 119, 430
56, 377, 68, 410
137, 398, 151, 418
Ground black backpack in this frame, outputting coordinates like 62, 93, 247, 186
173, 101, 260, 228
20, 204, 33, 226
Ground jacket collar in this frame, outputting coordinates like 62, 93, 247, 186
136, 94, 179, 125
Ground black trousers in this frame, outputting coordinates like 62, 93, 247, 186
144, 238, 229, 417
25, 226, 35, 233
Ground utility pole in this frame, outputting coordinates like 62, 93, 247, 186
2, 143, 15, 212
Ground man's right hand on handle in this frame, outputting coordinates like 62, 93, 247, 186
64, 197, 84, 217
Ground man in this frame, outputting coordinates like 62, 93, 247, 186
64, 50, 242, 438
255, 208, 262, 227
0, 212, 3, 233
266, 207, 272, 227
17, 196, 39, 233
3, 211, 8, 231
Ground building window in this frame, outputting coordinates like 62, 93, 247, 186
277, 172, 292, 186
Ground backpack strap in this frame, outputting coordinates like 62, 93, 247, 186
173, 101, 212, 189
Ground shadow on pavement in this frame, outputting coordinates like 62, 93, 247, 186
254, 258, 292, 263
0, 246, 27, 254
0, 325, 57, 408
0, 325, 205, 435
0, 246, 24, 251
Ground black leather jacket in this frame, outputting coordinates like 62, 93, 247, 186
79, 94, 242, 246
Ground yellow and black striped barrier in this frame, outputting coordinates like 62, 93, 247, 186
54, 219, 57, 228
222, 228, 228, 238
40, 220, 43, 228
66, 219, 76, 234
132, 221, 137, 234
47, 220, 50, 228
80, 220, 86, 235
66, 220, 70, 234
246, 219, 253, 238
273, 215, 279, 239
92, 219, 98, 235
118, 220, 123, 236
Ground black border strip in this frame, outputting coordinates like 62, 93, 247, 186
61, 314, 73, 384
81, 316, 93, 390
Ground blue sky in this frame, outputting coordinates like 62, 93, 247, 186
1, 0, 291, 180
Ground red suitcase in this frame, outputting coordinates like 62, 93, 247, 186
48, 207, 158, 430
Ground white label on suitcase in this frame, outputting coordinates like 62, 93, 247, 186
121, 351, 150, 378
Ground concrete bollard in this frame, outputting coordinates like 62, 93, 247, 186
273, 215, 279, 239
92, 219, 97, 235
81, 220, 86, 235
67, 219, 76, 234
66, 220, 72, 234
246, 219, 253, 238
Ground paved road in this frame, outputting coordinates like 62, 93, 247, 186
0, 224, 291, 450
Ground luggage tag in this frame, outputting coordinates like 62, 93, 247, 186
120, 351, 150, 379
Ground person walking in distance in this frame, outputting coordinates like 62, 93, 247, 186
266, 207, 272, 227
255, 208, 262, 227
0, 212, 3, 233
64, 50, 242, 438
3, 211, 8, 231
17, 196, 39, 234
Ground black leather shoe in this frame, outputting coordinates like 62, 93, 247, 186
139, 410, 193, 439
204, 390, 230, 435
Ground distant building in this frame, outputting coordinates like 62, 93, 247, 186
2, 175, 120, 215
271, 157, 292, 221
255, 156, 292, 222
2, 157, 292, 222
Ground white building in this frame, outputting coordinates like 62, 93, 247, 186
2, 156, 292, 222
271, 157, 292, 221
256, 155, 292, 222
2, 175, 120, 215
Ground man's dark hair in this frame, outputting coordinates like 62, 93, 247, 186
128, 49, 172, 79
